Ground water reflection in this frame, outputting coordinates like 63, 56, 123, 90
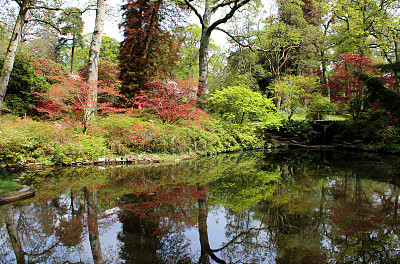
1, 150, 400, 263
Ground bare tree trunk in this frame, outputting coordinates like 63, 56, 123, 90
85, 188, 104, 264
0, 0, 28, 110
71, 35, 76, 75
5, 205, 26, 264
198, 0, 211, 98
85, 0, 106, 125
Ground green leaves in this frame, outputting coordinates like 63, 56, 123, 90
207, 85, 276, 124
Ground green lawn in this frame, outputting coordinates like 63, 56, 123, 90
0, 179, 21, 195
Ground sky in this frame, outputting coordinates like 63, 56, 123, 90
83, 0, 275, 44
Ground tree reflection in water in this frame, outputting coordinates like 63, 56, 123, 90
0, 151, 400, 263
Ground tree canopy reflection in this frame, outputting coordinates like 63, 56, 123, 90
1, 150, 400, 263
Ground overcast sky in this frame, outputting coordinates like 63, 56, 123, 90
83, 0, 275, 43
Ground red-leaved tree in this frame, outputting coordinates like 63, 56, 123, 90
325, 53, 379, 119
119, 0, 187, 99
134, 78, 206, 124
35, 77, 124, 131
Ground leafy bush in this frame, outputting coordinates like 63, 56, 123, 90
306, 94, 337, 120
1, 55, 50, 115
134, 78, 206, 124
207, 85, 277, 125
279, 120, 313, 140
0, 116, 108, 164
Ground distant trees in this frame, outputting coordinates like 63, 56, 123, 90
56, 7, 84, 75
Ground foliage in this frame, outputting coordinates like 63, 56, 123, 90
58, 35, 120, 72
1, 55, 50, 115
306, 93, 336, 120
332, 109, 400, 146
330, 0, 399, 58
134, 78, 205, 124
78, 60, 121, 89
119, 0, 186, 98
207, 85, 277, 125
270, 75, 321, 121
32, 58, 71, 84
55, 7, 84, 74
325, 53, 378, 119
279, 120, 313, 140
0, 116, 108, 164
34, 77, 123, 129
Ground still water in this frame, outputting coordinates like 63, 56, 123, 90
1, 150, 400, 264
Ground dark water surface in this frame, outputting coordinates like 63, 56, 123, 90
1, 150, 400, 264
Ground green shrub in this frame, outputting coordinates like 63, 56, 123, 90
208, 85, 276, 124
0, 116, 109, 164
0, 55, 50, 115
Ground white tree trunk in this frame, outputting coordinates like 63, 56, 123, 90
85, 0, 106, 125
0, 0, 28, 110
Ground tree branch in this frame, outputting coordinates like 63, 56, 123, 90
183, 0, 203, 26
215, 27, 255, 52
208, 0, 251, 35
211, 0, 238, 13
25, 19, 61, 33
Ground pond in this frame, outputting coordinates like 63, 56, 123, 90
1, 150, 400, 264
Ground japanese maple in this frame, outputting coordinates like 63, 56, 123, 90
134, 78, 207, 124
35, 77, 124, 130
325, 53, 378, 119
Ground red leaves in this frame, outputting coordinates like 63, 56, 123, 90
34, 77, 125, 126
327, 53, 376, 103
134, 78, 206, 124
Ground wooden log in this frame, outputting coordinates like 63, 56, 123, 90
0, 185, 35, 205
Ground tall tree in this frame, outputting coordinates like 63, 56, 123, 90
85, 0, 106, 124
56, 7, 84, 75
331, 0, 399, 57
0, 0, 62, 110
182, 0, 255, 95
119, 0, 185, 99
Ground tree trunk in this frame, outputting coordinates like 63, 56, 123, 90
6, 205, 26, 264
198, 0, 211, 100
85, 0, 106, 125
71, 35, 76, 75
198, 199, 211, 264
85, 188, 104, 264
0, 0, 28, 110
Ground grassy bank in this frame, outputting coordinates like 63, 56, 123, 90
0, 169, 21, 195
0, 114, 266, 166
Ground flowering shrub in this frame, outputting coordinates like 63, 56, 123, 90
32, 58, 71, 84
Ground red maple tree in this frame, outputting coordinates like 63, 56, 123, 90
134, 78, 207, 124
325, 53, 378, 119
34, 77, 124, 130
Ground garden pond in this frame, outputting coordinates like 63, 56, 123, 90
1, 150, 400, 263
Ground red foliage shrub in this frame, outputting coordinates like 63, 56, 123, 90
324, 53, 379, 118
34, 77, 124, 126
134, 78, 207, 124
